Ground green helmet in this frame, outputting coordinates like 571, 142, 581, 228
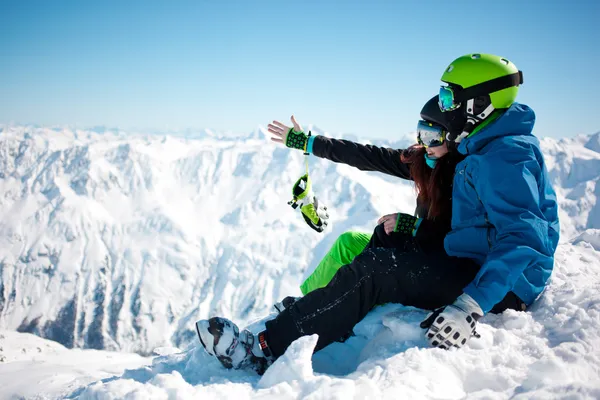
438, 53, 524, 141
441, 53, 522, 110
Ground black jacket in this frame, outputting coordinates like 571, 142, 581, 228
311, 136, 456, 253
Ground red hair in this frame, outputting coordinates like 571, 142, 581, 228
400, 145, 460, 219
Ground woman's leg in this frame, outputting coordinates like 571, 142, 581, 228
265, 248, 480, 357
366, 222, 419, 252
300, 231, 371, 295
300, 224, 420, 295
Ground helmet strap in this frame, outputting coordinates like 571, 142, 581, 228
452, 96, 496, 142
466, 95, 495, 121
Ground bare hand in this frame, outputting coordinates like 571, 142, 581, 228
377, 213, 399, 235
267, 115, 303, 145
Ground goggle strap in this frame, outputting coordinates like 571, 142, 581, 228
454, 71, 523, 103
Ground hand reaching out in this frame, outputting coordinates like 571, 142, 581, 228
267, 115, 309, 151
268, 115, 303, 145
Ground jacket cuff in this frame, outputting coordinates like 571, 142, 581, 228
306, 135, 316, 154
463, 283, 492, 315
412, 218, 423, 237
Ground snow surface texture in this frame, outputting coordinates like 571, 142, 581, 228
0, 330, 149, 399
0, 125, 599, 399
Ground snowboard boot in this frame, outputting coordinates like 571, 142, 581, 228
195, 317, 274, 375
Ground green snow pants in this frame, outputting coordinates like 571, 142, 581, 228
300, 231, 371, 295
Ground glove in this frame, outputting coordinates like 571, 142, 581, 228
285, 128, 310, 151
289, 174, 329, 233
394, 213, 422, 236
299, 194, 329, 232
420, 293, 483, 349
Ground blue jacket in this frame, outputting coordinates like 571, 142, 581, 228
445, 103, 560, 313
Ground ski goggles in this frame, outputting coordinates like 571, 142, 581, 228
438, 70, 524, 112
417, 120, 445, 148
438, 85, 461, 112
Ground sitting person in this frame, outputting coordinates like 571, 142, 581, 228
283, 95, 461, 303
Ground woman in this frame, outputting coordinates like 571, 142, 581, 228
283, 96, 462, 303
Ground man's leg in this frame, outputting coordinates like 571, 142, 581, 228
265, 248, 480, 357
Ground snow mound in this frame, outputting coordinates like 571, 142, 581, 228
72, 241, 600, 399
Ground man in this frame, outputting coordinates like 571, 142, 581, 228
419, 53, 559, 348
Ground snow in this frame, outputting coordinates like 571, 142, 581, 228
73, 238, 600, 399
69, 235, 600, 399
0, 125, 599, 399
540, 132, 600, 240
0, 330, 149, 399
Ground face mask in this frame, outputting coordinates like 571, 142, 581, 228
425, 154, 437, 169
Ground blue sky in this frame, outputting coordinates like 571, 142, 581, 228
1, 0, 599, 139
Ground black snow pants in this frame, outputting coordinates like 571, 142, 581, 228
264, 247, 524, 358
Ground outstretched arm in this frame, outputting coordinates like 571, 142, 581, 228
268, 116, 411, 180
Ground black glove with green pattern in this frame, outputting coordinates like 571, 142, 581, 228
394, 213, 421, 236
284, 128, 311, 152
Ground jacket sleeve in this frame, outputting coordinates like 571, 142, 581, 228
462, 154, 555, 314
310, 135, 412, 179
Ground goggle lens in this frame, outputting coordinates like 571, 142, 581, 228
438, 86, 461, 112
417, 120, 445, 148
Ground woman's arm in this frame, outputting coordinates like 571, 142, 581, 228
310, 135, 411, 179
268, 116, 412, 180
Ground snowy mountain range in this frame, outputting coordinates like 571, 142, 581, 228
0, 124, 418, 355
0, 125, 598, 355
0, 125, 599, 399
